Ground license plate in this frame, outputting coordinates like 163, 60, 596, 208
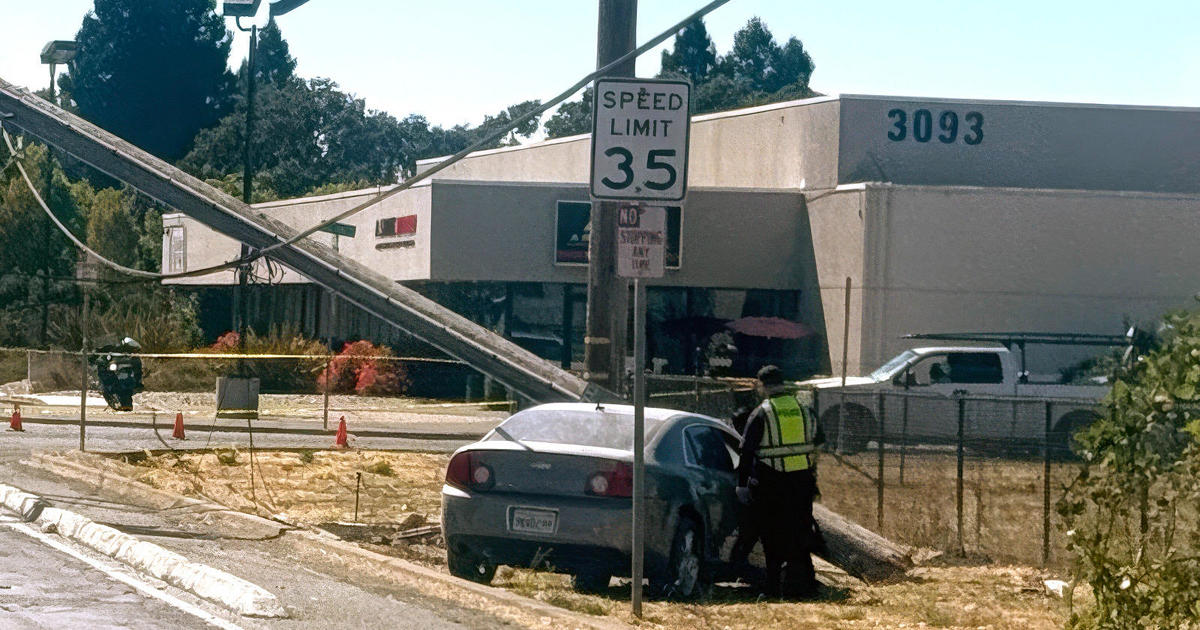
508, 507, 557, 535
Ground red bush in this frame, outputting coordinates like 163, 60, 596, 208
318, 340, 408, 396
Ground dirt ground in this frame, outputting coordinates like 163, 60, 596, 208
56, 448, 1079, 629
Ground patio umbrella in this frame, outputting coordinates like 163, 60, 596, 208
725, 316, 816, 339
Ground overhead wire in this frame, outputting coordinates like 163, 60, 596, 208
0, 0, 733, 283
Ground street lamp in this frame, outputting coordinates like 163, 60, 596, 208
219, 1, 313, 392
39, 41, 76, 108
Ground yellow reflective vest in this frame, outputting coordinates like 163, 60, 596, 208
756, 394, 817, 472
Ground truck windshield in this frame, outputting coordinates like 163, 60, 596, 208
868, 350, 918, 381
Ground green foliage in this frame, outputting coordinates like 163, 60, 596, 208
363, 459, 395, 477
69, 0, 235, 161
1059, 309, 1200, 629
298, 450, 315, 465
243, 18, 296, 88
545, 16, 818, 139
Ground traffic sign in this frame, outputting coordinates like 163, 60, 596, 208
319, 222, 356, 238
590, 78, 691, 202
617, 204, 665, 278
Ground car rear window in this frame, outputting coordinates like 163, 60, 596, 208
489, 409, 667, 450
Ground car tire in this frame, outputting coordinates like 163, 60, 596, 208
652, 516, 704, 600
820, 405, 873, 455
447, 547, 496, 584
570, 570, 611, 593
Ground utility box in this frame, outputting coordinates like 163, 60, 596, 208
215, 376, 259, 419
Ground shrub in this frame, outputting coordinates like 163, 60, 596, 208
208, 323, 328, 393
1059, 309, 1200, 629
318, 340, 408, 397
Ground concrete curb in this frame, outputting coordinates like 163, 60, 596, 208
0, 481, 287, 618
28, 452, 631, 630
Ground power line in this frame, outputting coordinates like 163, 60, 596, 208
0, 0, 733, 283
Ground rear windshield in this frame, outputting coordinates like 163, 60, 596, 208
489, 409, 667, 450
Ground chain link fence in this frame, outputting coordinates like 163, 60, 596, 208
810, 388, 1096, 568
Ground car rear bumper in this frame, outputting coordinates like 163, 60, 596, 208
442, 484, 669, 576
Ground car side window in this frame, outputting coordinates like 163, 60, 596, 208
684, 426, 735, 473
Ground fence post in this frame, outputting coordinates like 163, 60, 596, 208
899, 393, 908, 485
956, 396, 965, 554
1043, 400, 1053, 567
876, 392, 885, 531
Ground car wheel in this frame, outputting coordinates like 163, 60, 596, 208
653, 516, 704, 600
570, 570, 611, 593
820, 405, 873, 455
447, 547, 496, 584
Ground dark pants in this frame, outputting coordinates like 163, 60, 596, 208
752, 465, 818, 597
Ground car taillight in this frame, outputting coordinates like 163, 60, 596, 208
446, 452, 471, 489
446, 452, 495, 491
586, 462, 633, 497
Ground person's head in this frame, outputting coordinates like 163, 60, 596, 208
930, 363, 945, 380
756, 364, 784, 395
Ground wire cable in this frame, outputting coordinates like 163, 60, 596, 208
0, 0, 733, 282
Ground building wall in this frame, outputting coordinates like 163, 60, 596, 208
419, 97, 842, 190
861, 184, 1200, 373
803, 186, 868, 375
838, 95, 1200, 193
428, 181, 808, 289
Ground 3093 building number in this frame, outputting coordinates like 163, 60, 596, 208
887, 109, 983, 145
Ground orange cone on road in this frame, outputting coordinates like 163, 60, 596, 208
172, 412, 185, 440
9, 407, 22, 432
334, 415, 349, 448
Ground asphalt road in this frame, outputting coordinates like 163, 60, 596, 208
0, 447, 507, 629
1, 420, 472, 454
0, 515, 215, 630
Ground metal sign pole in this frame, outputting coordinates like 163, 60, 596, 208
631, 276, 646, 616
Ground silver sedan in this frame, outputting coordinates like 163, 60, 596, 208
441, 402, 743, 598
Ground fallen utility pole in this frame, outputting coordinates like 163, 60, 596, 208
0, 78, 619, 406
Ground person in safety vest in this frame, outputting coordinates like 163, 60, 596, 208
735, 364, 823, 598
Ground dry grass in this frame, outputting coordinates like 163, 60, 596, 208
817, 450, 1083, 568
81, 449, 1076, 629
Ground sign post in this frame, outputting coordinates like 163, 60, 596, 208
591, 77, 689, 617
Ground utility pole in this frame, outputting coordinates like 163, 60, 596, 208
584, 0, 636, 393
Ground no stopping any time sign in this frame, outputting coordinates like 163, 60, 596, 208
590, 78, 691, 202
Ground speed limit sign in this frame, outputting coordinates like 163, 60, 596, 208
590, 78, 691, 202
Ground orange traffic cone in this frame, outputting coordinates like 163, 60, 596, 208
172, 412, 185, 440
9, 407, 22, 432
334, 415, 349, 448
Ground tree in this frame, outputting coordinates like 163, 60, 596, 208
69, 0, 234, 161
180, 77, 411, 199
0, 144, 81, 346
726, 18, 814, 96
544, 88, 594, 139
247, 18, 296, 88
1060, 310, 1200, 628
659, 20, 718, 85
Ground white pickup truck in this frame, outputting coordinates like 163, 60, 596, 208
801, 346, 1107, 455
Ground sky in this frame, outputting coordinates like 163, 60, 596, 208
2, 0, 1199, 133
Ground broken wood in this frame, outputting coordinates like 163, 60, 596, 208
813, 503, 912, 582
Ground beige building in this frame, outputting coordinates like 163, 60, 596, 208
165, 94, 1200, 377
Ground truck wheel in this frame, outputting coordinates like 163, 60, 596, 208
820, 405, 874, 455
1050, 411, 1100, 460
